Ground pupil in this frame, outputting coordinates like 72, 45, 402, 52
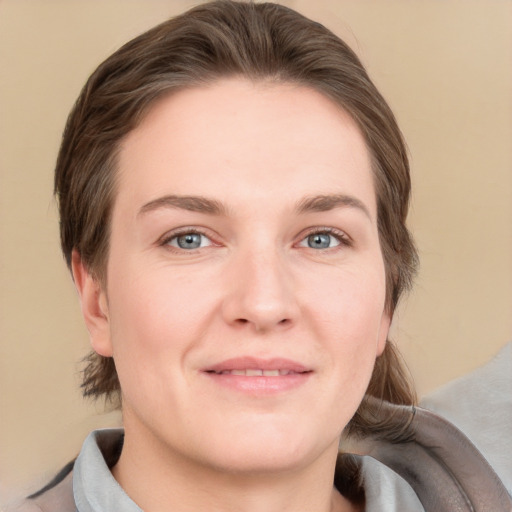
178, 233, 201, 249
308, 233, 330, 249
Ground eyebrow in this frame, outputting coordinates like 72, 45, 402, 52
138, 195, 227, 217
296, 194, 371, 219
138, 193, 371, 219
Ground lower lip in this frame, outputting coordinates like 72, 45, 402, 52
202, 372, 312, 394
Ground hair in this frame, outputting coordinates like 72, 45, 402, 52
55, 1, 418, 429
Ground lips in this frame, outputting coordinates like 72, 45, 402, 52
202, 357, 312, 394
211, 369, 300, 376
204, 357, 311, 375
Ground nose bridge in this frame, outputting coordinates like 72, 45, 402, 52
222, 239, 297, 331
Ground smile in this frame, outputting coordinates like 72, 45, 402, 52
204, 357, 311, 374
208, 369, 306, 376
202, 357, 312, 394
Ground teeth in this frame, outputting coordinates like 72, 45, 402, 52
246, 369, 263, 376
216, 369, 297, 376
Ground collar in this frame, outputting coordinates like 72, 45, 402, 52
71, 427, 421, 512
73, 429, 141, 512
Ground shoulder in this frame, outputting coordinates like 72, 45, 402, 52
6, 429, 125, 512
355, 343, 512, 510
420, 341, 512, 494
6, 468, 74, 512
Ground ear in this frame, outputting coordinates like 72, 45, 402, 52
71, 250, 113, 357
377, 311, 392, 356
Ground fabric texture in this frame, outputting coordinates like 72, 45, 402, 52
420, 342, 512, 495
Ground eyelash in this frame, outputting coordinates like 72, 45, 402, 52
300, 227, 353, 250
158, 226, 352, 253
159, 227, 215, 250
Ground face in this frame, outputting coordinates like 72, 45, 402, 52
76, 78, 390, 475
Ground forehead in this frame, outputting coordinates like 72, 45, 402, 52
115, 78, 375, 217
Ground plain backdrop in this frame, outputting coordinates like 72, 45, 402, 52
1, 0, 511, 503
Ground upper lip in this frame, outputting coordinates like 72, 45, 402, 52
203, 357, 311, 374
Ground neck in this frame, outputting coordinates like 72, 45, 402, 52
111, 424, 356, 512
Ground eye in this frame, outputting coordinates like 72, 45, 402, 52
305, 233, 340, 249
298, 229, 349, 250
165, 231, 213, 250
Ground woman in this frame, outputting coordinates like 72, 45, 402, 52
11, 2, 511, 511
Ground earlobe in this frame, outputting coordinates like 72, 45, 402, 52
377, 312, 392, 356
71, 250, 113, 357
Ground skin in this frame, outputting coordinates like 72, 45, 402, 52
73, 78, 390, 512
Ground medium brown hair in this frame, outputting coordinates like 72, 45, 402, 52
55, 1, 418, 423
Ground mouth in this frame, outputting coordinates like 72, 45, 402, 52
201, 357, 312, 394
207, 368, 306, 376
203, 357, 311, 375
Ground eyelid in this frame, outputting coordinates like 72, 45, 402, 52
156, 225, 352, 251
158, 226, 218, 250
296, 227, 352, 248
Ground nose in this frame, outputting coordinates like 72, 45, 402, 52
221, 245, 299, 333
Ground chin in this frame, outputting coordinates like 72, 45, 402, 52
205, 445, 313, 475
195, 421, 339, 475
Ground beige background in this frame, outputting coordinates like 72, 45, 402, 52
1, 0, 511, 503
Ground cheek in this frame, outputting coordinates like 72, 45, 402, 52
307, 265, 387, 338
305, 264, 387, 383
300, 271, 387, 435
105, 265, 218, 368
104, 270, 219, 416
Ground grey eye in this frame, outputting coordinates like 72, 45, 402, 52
307, 233, 331, 249
176, 233, 203, 249
165, 231, 214, 251
303, 233, 341, 249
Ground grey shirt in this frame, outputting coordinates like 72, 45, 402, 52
13, 428, 424, 512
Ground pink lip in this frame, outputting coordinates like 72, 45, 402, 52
201, 357, 312, 394
205, 357, 310, 374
